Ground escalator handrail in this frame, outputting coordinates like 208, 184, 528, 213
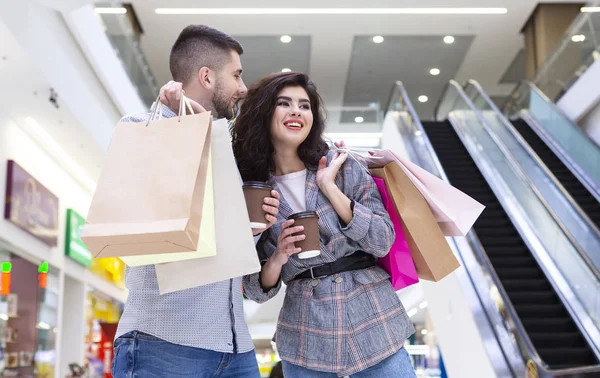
524, 81, 600, 149
445, 80, 600, 373
391, 81, 546, 375
504, 81, 600, 197
389, 81, 449, 179
466, 79, 600, 275
443, 81, 558, 372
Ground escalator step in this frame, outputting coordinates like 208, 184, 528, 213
537, 348, 597, 365
487, 256, 536, 267
474, 228, 519, 238
513, 304, 565, 317
504, 291, 557, 305
529, 332, 588, 348
500, 278, 549, 291
521, 318, 576, 333
495, 267, 547, 280
484, 246, 531, 256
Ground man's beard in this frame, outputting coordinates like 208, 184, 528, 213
212, 81, 235, 120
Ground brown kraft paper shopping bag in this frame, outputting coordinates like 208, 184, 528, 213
82, 105, 212, 258
154, 119, 261, 294
371, 163, 460, 281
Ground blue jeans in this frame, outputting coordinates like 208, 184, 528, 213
112, 332, 260, 378
282, 348, 416, 378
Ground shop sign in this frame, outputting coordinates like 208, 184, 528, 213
4, 161, 59, 246
65, 209, 92, 267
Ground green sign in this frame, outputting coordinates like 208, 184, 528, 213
65, 209, 92, 267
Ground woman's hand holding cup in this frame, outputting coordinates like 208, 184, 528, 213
271, 220, 305, 267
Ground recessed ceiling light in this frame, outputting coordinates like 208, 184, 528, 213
444, 35, 455, 44
95, 7, 127, 14
430, 68, 440, 76
581, 7, 600, 12
155, 8, 508, 15
373, 36, 384, 44
571, 34, 586, 42
420, 301, 429, 309
280, 35, 292, 43
418, 95, 429, 103
355, 116, 365, 123
281, 68, 292, 72
421, 329, 428, 335
407, 308, 418, 317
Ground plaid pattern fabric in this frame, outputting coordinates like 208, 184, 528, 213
243, 152, 415, 376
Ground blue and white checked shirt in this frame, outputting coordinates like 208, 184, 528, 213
115, 105, 257, 353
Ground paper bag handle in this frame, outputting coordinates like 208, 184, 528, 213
146, 94, 195, 126
178, 95, 195, 118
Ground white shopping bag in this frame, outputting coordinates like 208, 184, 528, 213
154, 119, 261, 294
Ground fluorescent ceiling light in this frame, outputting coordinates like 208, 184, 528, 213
572, 34, 586, 42
581, 7, 600, 13
407, 308, 418, 317
281, 68, 292, 72
280, 35, 292, 43
444, 35, 455, 44
155, 8, 508, 15
429, 68, 440, 75
373, 36, 384, 43
419, 301, 429, 309
418, 95, 429, 103
95, 7, 127, 14
355, 116, 365, 123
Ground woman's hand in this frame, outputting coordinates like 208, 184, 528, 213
159, 81, 206, 114
316, 150, 348, 195
270, 220, 305, 267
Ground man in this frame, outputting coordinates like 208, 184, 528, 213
112, 25, 280, 378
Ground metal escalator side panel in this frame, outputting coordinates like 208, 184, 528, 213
424, 118, 600, 376
390, 82, 523, 377
518, 110, 600, 204
462, 80, 600, 280
444, 110, 600, 369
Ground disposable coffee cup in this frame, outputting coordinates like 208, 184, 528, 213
243, 182, 273, 229
288, 211, 320, 259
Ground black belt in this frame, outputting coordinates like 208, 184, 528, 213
293, 251, 376, 280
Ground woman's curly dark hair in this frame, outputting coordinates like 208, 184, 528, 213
231, 72, 329, 182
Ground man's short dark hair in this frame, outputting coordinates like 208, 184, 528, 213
169, 25, 243, 84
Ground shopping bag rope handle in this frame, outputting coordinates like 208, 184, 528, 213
325, 139, 384, 176
146, 94, 195, 126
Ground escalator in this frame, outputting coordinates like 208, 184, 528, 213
422, 120, 598, 369
511, 118, 600, 228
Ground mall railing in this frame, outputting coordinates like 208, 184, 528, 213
464, 80, 600, 272
504, 81, 600, 200
95, 2, 158, 108
532, 3, 600, 103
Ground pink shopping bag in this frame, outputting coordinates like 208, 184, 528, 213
374, 176, 419, 291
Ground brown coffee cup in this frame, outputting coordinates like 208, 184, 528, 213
243, 182, 273, 229
288, 211, 320, 259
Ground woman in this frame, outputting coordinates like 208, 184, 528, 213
235, 72, 416, 378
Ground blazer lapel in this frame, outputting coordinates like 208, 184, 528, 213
305, 169, 320, 212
